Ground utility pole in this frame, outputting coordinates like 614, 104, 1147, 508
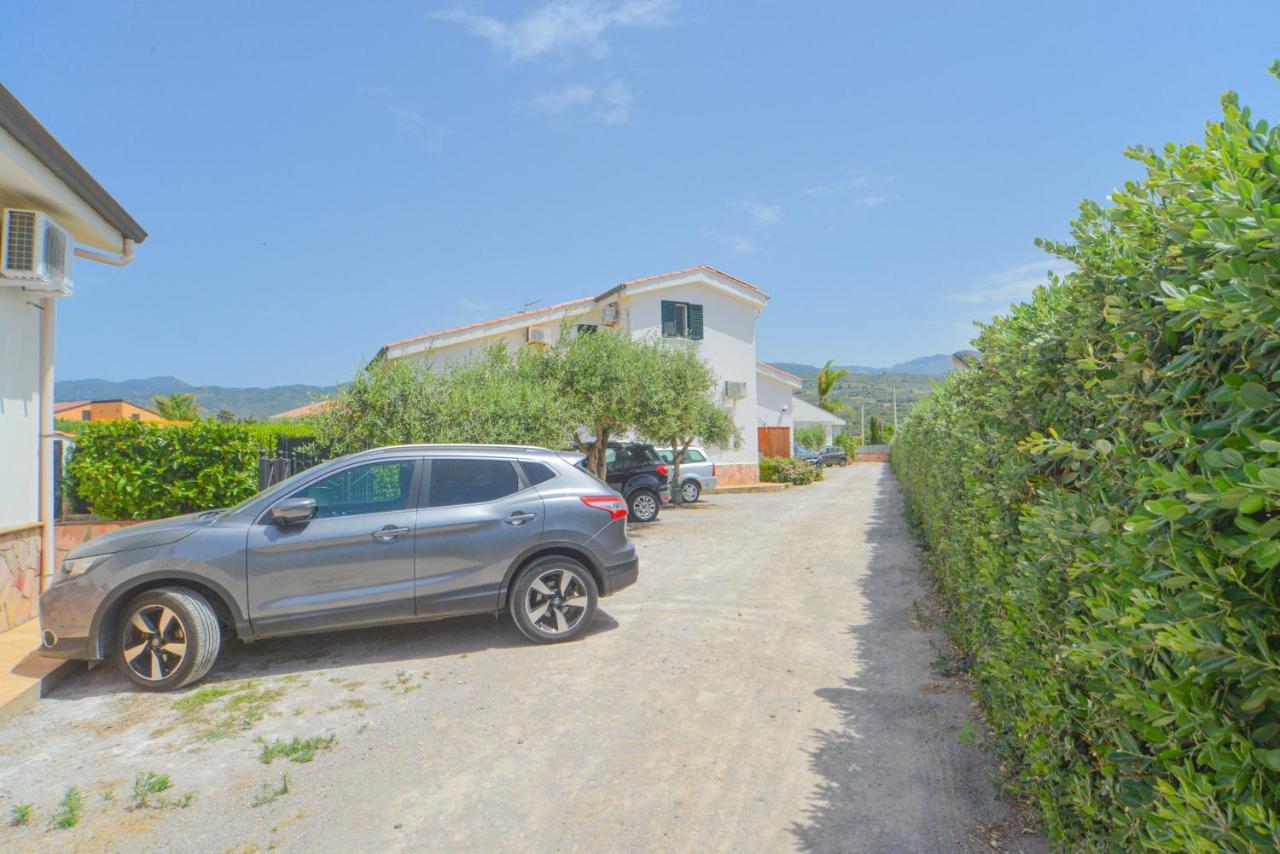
892, 385, 898, 434
860, 395, 866, 441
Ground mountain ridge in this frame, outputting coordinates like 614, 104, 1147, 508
55, 376, 336, 420
766, 353, 953, 379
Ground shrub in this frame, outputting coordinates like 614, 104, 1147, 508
760, 456, 823, 485
833, 433, 860, 456
892, 81, 1280, 850
65, 421, 263, 519
795, 425, 825, 449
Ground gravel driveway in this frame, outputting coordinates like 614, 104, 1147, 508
0, 464, 1043, 852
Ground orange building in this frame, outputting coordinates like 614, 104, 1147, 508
54, 399, 165, 423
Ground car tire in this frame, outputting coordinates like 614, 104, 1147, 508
510, 556, 599, 644
681, 479, 702, 503
628, 488, 660, 522
114, 586, 221, 691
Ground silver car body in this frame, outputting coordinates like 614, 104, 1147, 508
656, 446, 718, 498
39, 445, 638, 660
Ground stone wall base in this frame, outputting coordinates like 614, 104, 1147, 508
713, 462, 760, 486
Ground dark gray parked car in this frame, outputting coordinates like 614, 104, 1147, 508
39, 445, 639, 691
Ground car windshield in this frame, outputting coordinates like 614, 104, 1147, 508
220, 463, 325, 517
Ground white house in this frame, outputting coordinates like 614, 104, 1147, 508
378, 265, 777, 485
755, 360, 802, 457
0, 84, 146, 631
792, 396, 846, 445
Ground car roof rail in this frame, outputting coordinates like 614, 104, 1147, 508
348, 443, 555, 457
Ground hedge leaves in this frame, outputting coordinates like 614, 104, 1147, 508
893, 83, 1280, 849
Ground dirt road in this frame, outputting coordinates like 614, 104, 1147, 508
0, 464, 1043, 852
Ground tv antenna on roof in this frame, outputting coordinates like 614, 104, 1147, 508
520, 299, 541, 312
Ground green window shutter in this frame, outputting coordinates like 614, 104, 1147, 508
661, 301, 677, 337
688, 303, 704, 339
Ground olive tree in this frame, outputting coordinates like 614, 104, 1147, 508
637, 342, 739, 504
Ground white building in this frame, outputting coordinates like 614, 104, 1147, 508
0, 84, 146, 631
792, 396, 846, 445
379, 265, 786, 485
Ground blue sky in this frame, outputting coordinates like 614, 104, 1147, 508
7, 1, 1280, 387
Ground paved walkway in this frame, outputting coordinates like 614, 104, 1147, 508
0, 619, 74, 725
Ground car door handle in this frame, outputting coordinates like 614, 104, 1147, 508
372, 525, 410, 542
504, 511, 537, 526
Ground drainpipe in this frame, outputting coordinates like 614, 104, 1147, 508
38, 296, 56, 592
37, 239, 137, 591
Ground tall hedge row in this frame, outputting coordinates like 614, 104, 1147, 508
892, 86, 1280, 849
65, 421, 313, 519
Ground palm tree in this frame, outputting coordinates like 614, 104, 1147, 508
153, 392, 201, 421
816, 359, 850, 414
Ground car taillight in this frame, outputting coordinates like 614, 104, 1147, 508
655, 464, 668, 477
580, 495, 628, 520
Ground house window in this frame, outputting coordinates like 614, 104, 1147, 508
661, 300, 703, 339
81, 410, 91, 421
576, 324, 598, 336
130, 413, 140, 422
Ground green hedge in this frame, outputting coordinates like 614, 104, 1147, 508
892, 87, 1280, 849
760, 456, 823, 485
64, 421, 314, 520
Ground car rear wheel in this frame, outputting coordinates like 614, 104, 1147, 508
114, 587, 221, 691
510, 557, 599, 643
681, 479, 701, 503
628, 488, 660, 522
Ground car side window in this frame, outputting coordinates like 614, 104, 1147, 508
684, 449, 706, 462
605, 448, 618, 465
429, 459, 521, 507
657, 449, 674, 463
290, 461, 415, 519
520, 461, 557, 486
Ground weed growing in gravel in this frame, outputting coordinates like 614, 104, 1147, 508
382, 670, 420, 695
171, 680, 286, 742
49, 786, 83, 829
251, 774, 291, 808
956, 721, 978, 745
258, 734, 336, 765
9, 803, 33, 826
131, 771, 195, 809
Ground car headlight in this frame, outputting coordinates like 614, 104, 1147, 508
60, 554, 109, 580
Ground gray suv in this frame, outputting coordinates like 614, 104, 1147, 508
39, 445, 639, 691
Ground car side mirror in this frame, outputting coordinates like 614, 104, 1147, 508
271, 497, 317, 525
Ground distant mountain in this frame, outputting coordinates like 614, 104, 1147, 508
768, 354, 954, 379
54, 375, 336, 420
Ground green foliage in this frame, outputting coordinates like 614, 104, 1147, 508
892, 84, 1280, 850
9, 803, 32, 826
867, 415, 889, 445
816, 359, 850, 414
833, 433, 861, 456
152, 392, 201, 421
636, 341, 739, 502
129, 771, 191, 809
258, 734, 337, 765
797, 372, 933, 431
795, 425, 825, 449
251, 774, 291, 808
65, 420, 261, 519
759, 456, 823, 485
49, 786, 82, 830
308, 347, 574, 459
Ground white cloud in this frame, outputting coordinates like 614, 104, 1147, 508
948, 259, 1074, 305
721, 235, 757, 254
804, 168, 897, 210
432, 0, 675, 62
457, 297, 492, 312
737, 201, 782, 227
530, 80, 633, 124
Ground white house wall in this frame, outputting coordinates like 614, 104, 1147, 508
0, 288, 39, 529
623, 283, 761, 467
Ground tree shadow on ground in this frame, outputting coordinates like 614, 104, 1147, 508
789, 467, 1046, 853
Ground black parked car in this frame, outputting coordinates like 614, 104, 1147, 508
817, 445, 849, 466
604, 442, 670, 522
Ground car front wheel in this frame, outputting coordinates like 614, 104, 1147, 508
511, 556, 599, 643
681, 479, 701, 503
114, 587, 221, 691
628, 488, 660, 522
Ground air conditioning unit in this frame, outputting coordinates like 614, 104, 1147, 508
2, 209, 74, 294
724, 380, 748, 400
600, 302, 620, 326
526, 327, 549, 345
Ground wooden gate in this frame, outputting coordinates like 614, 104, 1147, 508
757, 426, 791, 458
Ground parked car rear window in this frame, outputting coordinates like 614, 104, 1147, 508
292, 461, 415, 519
429, 459, 520, 507
520, 461, 557, 485
609, 444, 658, 468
